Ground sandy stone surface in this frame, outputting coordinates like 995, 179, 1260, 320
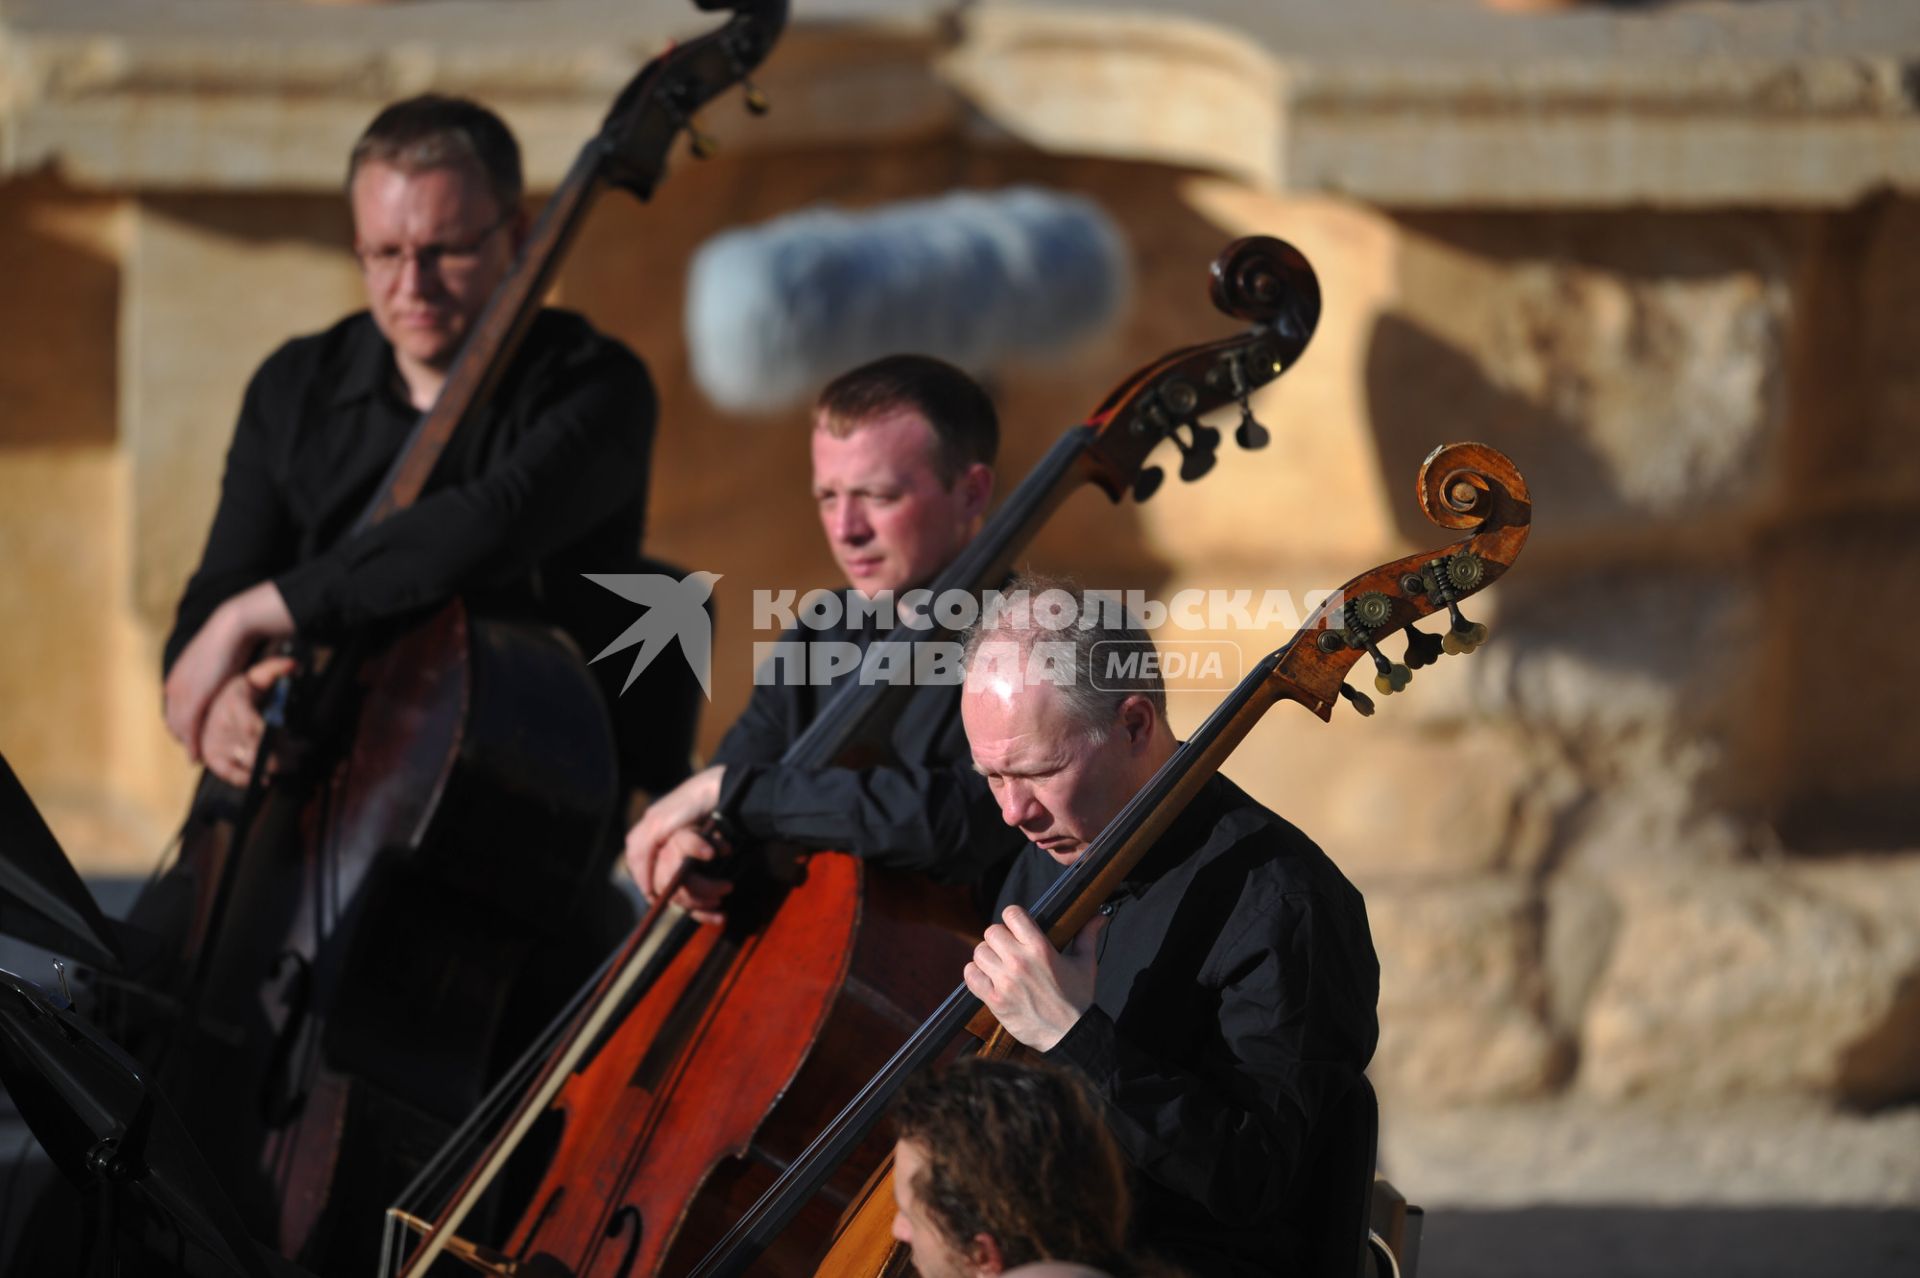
1580, 859, 1920, 1106
4, 0, 1916, 201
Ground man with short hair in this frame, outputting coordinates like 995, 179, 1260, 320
888, 1056, 1135, 1278
625, 353, 1024, 917
163, 92, 669, 792
959, 575, 1380, 1276
75, 93, 672, 1277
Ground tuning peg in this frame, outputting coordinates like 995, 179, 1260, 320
1373, 664, 1413, 696
1358, 634, 1412, 696
1176, 423, 1219, 482
742, 79, 770, 116
687, 122, 720, 159
1402, 624, 1445, 669
1441, 602, 1489, 655
1133, 466, 1165, 502
1234, 400, 1270, 450
1442, 623, 1488, 656
1338, 684, 1375, 717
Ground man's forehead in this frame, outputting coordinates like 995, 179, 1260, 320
349, 159, 499, 227
962, 663, 1072, 743
965, 642, 1031, 708
811, 407, 942, 477
351, 152, 488, 190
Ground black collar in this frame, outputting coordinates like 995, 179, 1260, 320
328, 311, 404, 411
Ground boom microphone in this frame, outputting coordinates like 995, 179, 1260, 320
684, 187, 1130, 413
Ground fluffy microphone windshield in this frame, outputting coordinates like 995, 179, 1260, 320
685, 187, 1130, 413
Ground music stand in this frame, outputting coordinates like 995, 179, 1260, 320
0, 965, 297, 1277
0, 753, 124, 971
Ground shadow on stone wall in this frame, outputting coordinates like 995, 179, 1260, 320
1761, 193, 1920, 855
143, 192, 352, 255
1363, 308, 1618, 548
0, 174, 117, 448
1838, 964, 1920, 1112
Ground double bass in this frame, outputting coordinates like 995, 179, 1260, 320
385, 236, 1323, 1277
122, 3, 789, 1271
717, 441, 1533, 1277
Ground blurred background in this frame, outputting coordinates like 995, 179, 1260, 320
1, 0, 1916, 1273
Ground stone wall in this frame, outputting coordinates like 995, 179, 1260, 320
3, 0, 1918, 1126
1353, 199, 1920, 1107
7, 150, 1916, 1115
0, 175, 186, 871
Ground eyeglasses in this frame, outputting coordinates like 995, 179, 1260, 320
354, 213, 511, 281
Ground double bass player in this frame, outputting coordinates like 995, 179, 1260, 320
956, 576, 1380, 1275
103, 94, 689, 1274
624, 354, 1027, 917
163, 94, 675, 796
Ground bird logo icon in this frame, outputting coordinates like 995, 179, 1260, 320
582, 570, 722, 698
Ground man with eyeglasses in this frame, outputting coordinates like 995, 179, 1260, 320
161, 94, 665, 793
82, 94, 671, 1273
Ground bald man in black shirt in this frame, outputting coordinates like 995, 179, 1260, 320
959, 582, 1379, 1276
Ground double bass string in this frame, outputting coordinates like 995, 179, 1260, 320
382, 869, 700, 1276
377, 933, 630, 1274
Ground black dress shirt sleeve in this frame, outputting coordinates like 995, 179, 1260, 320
273, 346, 654, 638
717, 759, 1014, 881
708, 642, 1020, 882
1048, 887, 1367, 1230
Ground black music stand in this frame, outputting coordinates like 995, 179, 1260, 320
0, 966, 302, 1278
0, 753, 303, 1276
0, 753, 124, 971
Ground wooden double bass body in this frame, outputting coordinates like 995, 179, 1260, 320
391, 236, 1325, 1277
489, 827, 978, 1276
134, 3, 791, 1271
158, 604, 620, 1266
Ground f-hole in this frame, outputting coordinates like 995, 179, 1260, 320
605, 1205, 643, 1278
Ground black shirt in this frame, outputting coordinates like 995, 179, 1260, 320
161, 308, 688, 788
712, 593, 1025, 886
164, 307, 652, 674
996, 773, 1380, 1277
